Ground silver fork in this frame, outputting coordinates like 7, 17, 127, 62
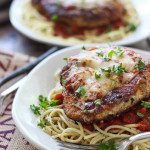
57, 132, 150, 150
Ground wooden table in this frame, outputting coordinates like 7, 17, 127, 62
0, 23, 150, 57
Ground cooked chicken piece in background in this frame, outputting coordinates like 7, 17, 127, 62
60, 47, 150, 123
32, 0, 124, 27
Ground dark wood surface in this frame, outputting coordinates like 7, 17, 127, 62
0, 23, 150, 57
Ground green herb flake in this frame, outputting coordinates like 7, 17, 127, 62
137, 112, 145, 117
40, 100, 60, 108
75, 60, 80, 66
98, 143, 107, 150
112, 65, 116, 72
134, 63, 138, 68
39, 101, 49, 108
126, 22, 137, 31
30, 104, 41, 115
98, 140, 117, 150
95, 72, 101, 79
115, 63, 125, 76
101, 67, 111, 73
37, 119, 45, 128
106, 26, 112, 33
108, 50, 116, 58
104, 57, 110, 61
51, 14, 58, 21
49, 100, 60, 107
41, 28, 48, 32
116, 47, 125, 55
75, 85, 86, 96
64, 58, 68, 61
110, 78, 117, 86
94, 99, 101, 105
108, 140, 117, 150
39, 95, 47, 102
62, 78, 67, 85
82, 110, 88, 113
73, 102, 78, 107
96, 51, 104, 57
141, 101, 150, 108
139, 60, 145, 72
148, 117, 150, 122
82, 46, 86, 50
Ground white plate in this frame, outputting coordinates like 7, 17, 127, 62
12, 45, 150, 150
10, 0, 150, 47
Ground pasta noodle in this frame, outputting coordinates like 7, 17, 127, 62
37, 70, 150, 150
22, 0, 140, 44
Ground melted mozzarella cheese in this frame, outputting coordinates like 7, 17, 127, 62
67, 47, 141, 101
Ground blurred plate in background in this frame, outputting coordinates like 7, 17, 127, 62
10, 0, 150, 47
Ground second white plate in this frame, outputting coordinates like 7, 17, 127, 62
10, 0, 150, 46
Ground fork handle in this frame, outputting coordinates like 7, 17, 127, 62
0, 46, 58, 87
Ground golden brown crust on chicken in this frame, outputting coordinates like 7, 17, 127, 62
32, 0, 124, 27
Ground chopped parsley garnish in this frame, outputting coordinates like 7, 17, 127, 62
112, 65, 116, 72
101, 63, 125, 76
48, 100, 60, 107
137, 112, 144, 117
148, 117, 150, 122
82, 46, 86, 50
116, 47, 125, 55
139, 60, 145, 72
114, 63, 125, 76
96, 51, 104, 57
98, 143, 107, 150
75, 60, 80, 66
39, 101, 49, 108
41, 28, 48, 32
101, 67, 111, 73
40, 100, 60, 108
30, 104, 41, 115
82, 110, 88, 113
62, 78, 67, 85
110, 78, 117, 86
141, 101, 150, 108
51, 14, 58, 21
108, 48, 124, 59
106, 26, 112, 33
37, 119, 45, 128
104, 57, 110, 61
73, 102, 78, 107
134, 63, 138, 68
75, 85, 86, 96
126, 22, 137, 31
98, 140, 117, 150
95, 72, 101, 79
94, 99, 101, 105
108, 50, 116, 58
39, 95, 47, 102
64, 58, 68, 61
